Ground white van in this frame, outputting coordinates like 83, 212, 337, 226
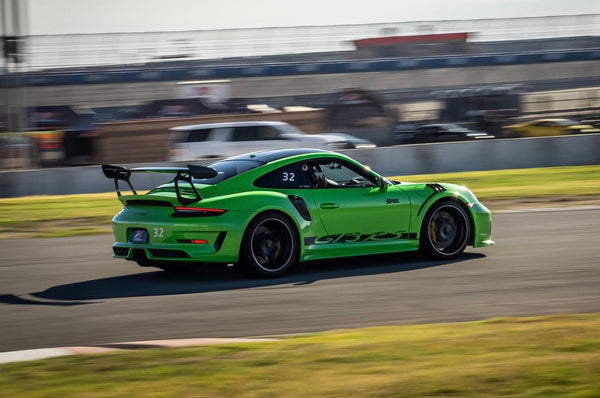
168, 121, 374, 160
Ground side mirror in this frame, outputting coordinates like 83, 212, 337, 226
375, 175, 385, 190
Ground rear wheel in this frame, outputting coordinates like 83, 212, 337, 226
238, 212, 298, 278
420, 200, 471, 260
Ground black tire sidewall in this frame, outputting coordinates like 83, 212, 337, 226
420, 200, 470, 260
238, 212, 299, 278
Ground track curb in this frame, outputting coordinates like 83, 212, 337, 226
0, 338, 277, 364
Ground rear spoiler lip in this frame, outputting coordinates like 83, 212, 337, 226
101, 164, 218, 206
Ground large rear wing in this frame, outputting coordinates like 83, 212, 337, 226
102, 164, 218, 206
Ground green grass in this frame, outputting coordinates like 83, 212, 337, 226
0, 193, 121, 238
1, 165, 599, 238
393, 165, 600, 200
1, 313, 598, 397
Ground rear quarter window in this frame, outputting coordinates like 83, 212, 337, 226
254, 162, 312, 189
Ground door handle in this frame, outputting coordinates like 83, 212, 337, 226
320, 203, 339, 209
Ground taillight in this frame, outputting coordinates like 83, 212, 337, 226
177, 239, 209, 244
173, 207, 227, 217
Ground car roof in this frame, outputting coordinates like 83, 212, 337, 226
530, 118, 574, 123
170, 121, 290, 132
223, 148, 332, 164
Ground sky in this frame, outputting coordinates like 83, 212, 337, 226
13, 0, 600, 35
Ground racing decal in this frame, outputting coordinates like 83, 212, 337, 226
304, 231, 417, 245
385, 198, 400, 204
282, 172, 295, 182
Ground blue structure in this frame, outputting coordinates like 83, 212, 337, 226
2, 49, 599, 88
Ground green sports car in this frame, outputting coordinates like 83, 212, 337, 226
103, 148, 494, 277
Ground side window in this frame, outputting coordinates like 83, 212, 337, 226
308, 159, 377, 188
254, 162, 313, 189
207, 127, 232, 142
232, 126, 258, 141
256, 126, 283, 140
185, 129, 211, 143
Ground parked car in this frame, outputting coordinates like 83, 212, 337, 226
503, 118, 600, 138
394, 123, 494, 144
168, 121, 375, 160
578, 118, 600, 129
102, 148, 493, 277
322, 133, 376, 149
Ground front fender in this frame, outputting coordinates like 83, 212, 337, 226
406, 183, 492, 247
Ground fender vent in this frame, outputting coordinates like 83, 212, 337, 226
288, 195, 312, 221
417, 184, 448, 216
426, 183, 446, 193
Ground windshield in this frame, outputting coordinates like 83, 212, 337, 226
555, 119, 578, 126
192, 159, 264, 184
444, 124, 469, 130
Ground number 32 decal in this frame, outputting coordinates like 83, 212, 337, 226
153, 227, 164, 238
283, 172, 295, 182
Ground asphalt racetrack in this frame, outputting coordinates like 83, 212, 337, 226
1, 208, 599, 352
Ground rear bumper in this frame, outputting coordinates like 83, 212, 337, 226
111, 209, 249, 264
112, 231, 232, 263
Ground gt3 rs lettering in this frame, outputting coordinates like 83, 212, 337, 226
305, 231, 416, 245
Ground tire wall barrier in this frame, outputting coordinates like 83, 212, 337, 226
1, 134, 599, 198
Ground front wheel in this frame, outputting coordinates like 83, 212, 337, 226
420, 200, 471, 260
237, 212, 299, 278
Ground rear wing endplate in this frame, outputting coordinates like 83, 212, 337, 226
102, 164, 218, 206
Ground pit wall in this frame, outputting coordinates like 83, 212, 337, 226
1, 134, 599, 198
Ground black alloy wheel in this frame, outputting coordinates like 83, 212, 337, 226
239, 212, 298, 277
420, 200, 471, 259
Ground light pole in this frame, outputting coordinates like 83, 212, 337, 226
1, 0, 27, 133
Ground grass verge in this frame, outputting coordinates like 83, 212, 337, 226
394, 165, 600, 199
1, 165, 599, 239
1, 313, 598, 397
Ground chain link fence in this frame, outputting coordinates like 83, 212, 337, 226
3, 14, 598, 71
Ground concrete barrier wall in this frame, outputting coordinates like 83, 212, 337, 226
344, 134, 600, 176
1, 134, 599, 198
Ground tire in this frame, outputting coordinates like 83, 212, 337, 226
238, 212, 299, 278
420, 200, 471, 260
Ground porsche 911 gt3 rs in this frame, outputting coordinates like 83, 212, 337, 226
103, 148, 494, 277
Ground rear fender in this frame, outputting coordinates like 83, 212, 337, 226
209, 191, 315, 259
